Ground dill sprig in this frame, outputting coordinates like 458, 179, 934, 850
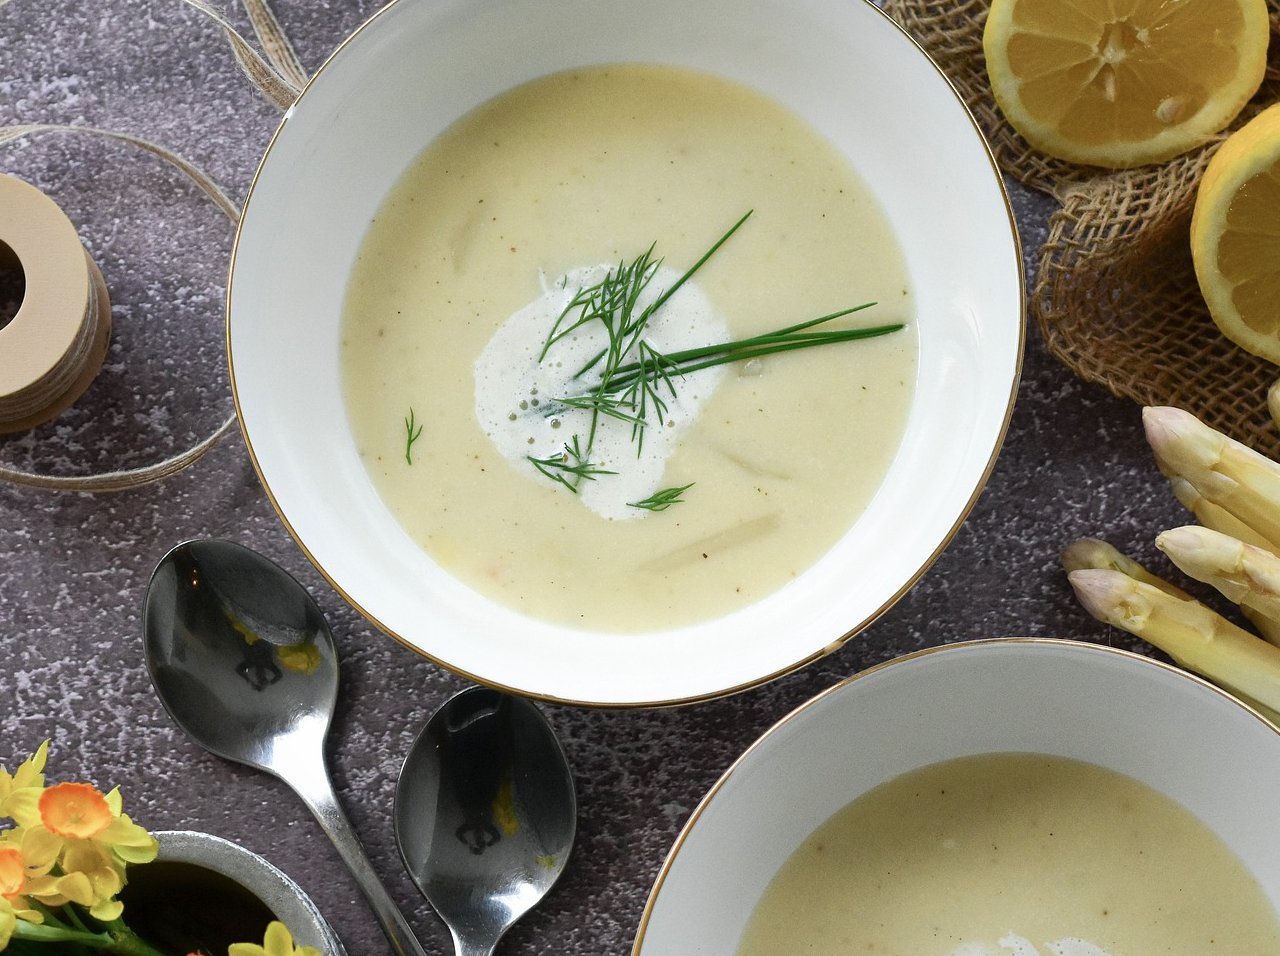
404, 408, 424, 465
566, 210, 753, 381
628, 483, 695, 512
527, 210, 904, 507
540, 243, 662, 366
528, 434, 617, 493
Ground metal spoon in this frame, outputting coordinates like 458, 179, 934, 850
142, 538, 428, 956
395, 686, 577, 956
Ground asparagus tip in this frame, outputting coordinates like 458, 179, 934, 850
1067, 567, 1124, 622
1061, 538, 1115, 573
1154, 525, 1208, 557
1142, 405, 1197, 458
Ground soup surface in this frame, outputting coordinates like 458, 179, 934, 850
735, 753, 1280, 955
342, 65, 917, 631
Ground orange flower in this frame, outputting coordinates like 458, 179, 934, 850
0, 837, 46, 925
0, 844, 24, 900
39, 783, 114, 840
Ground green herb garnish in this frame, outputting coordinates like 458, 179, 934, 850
404, 407, 424, 465
629, 483, 695, 512
528, 434, 617, 493
527, 211, 904, 506
599, 304, 894, 396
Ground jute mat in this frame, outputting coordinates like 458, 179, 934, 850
882, 0, 1280, 456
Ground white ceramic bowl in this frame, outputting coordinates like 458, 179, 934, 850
227, 0, 1023, 705
633, 639, 1280, 953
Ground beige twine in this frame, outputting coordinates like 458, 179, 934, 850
0, 0, 304, 491
882, 0, 1280, 457
178, 0, 305, 109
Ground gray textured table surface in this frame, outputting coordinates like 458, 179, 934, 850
0, 2, 1193, 954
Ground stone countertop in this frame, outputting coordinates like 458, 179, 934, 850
0, 2, 1200, 954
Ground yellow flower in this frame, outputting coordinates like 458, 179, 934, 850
0, 896, 16, 950
39, 841, 126, 921
0, 743, 166, 936
10, 825, 97, 915
228, 920, 324, 956
6, 780, 157, 921
0, 741, 49, 821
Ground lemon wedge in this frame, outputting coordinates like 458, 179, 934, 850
1191, 103, 1280, 364
983, 0, 1270, 168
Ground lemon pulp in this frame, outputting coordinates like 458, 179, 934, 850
1192, 103, 1280, 362
984, 0, 1270, 168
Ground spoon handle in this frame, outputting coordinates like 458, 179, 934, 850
449, 933, 497, 956
289, 761, 430, 956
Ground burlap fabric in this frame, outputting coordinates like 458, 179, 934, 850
883, 0, 1280, 455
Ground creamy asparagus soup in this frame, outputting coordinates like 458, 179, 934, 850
342, 65, 917, 631
735, 753, 1280, 956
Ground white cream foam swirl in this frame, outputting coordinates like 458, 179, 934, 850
474, 263, 727, 520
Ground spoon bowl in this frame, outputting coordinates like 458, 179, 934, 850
144, 538, 429, 956
395, 687, 577, 956
143, 538, 338, 770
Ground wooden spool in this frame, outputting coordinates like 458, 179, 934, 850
0, 173, 112, 433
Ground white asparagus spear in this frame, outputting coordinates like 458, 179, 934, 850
1143, 406, 1280, 552
1068, 568, 1280, 716
1243, 611, 1280, 649
1156, 525, 1280, 646
1269, 378, 1280, 434
1061, 537, 1194, 601
1168, 476, 1280, 556
1241, 609, 1280, 649
1058, 536, 1280, 650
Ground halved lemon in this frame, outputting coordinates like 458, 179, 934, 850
1191, 102, 1280, 364
983, 0, 1271, 168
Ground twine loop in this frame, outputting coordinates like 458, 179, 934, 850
0, 0, 305, 492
